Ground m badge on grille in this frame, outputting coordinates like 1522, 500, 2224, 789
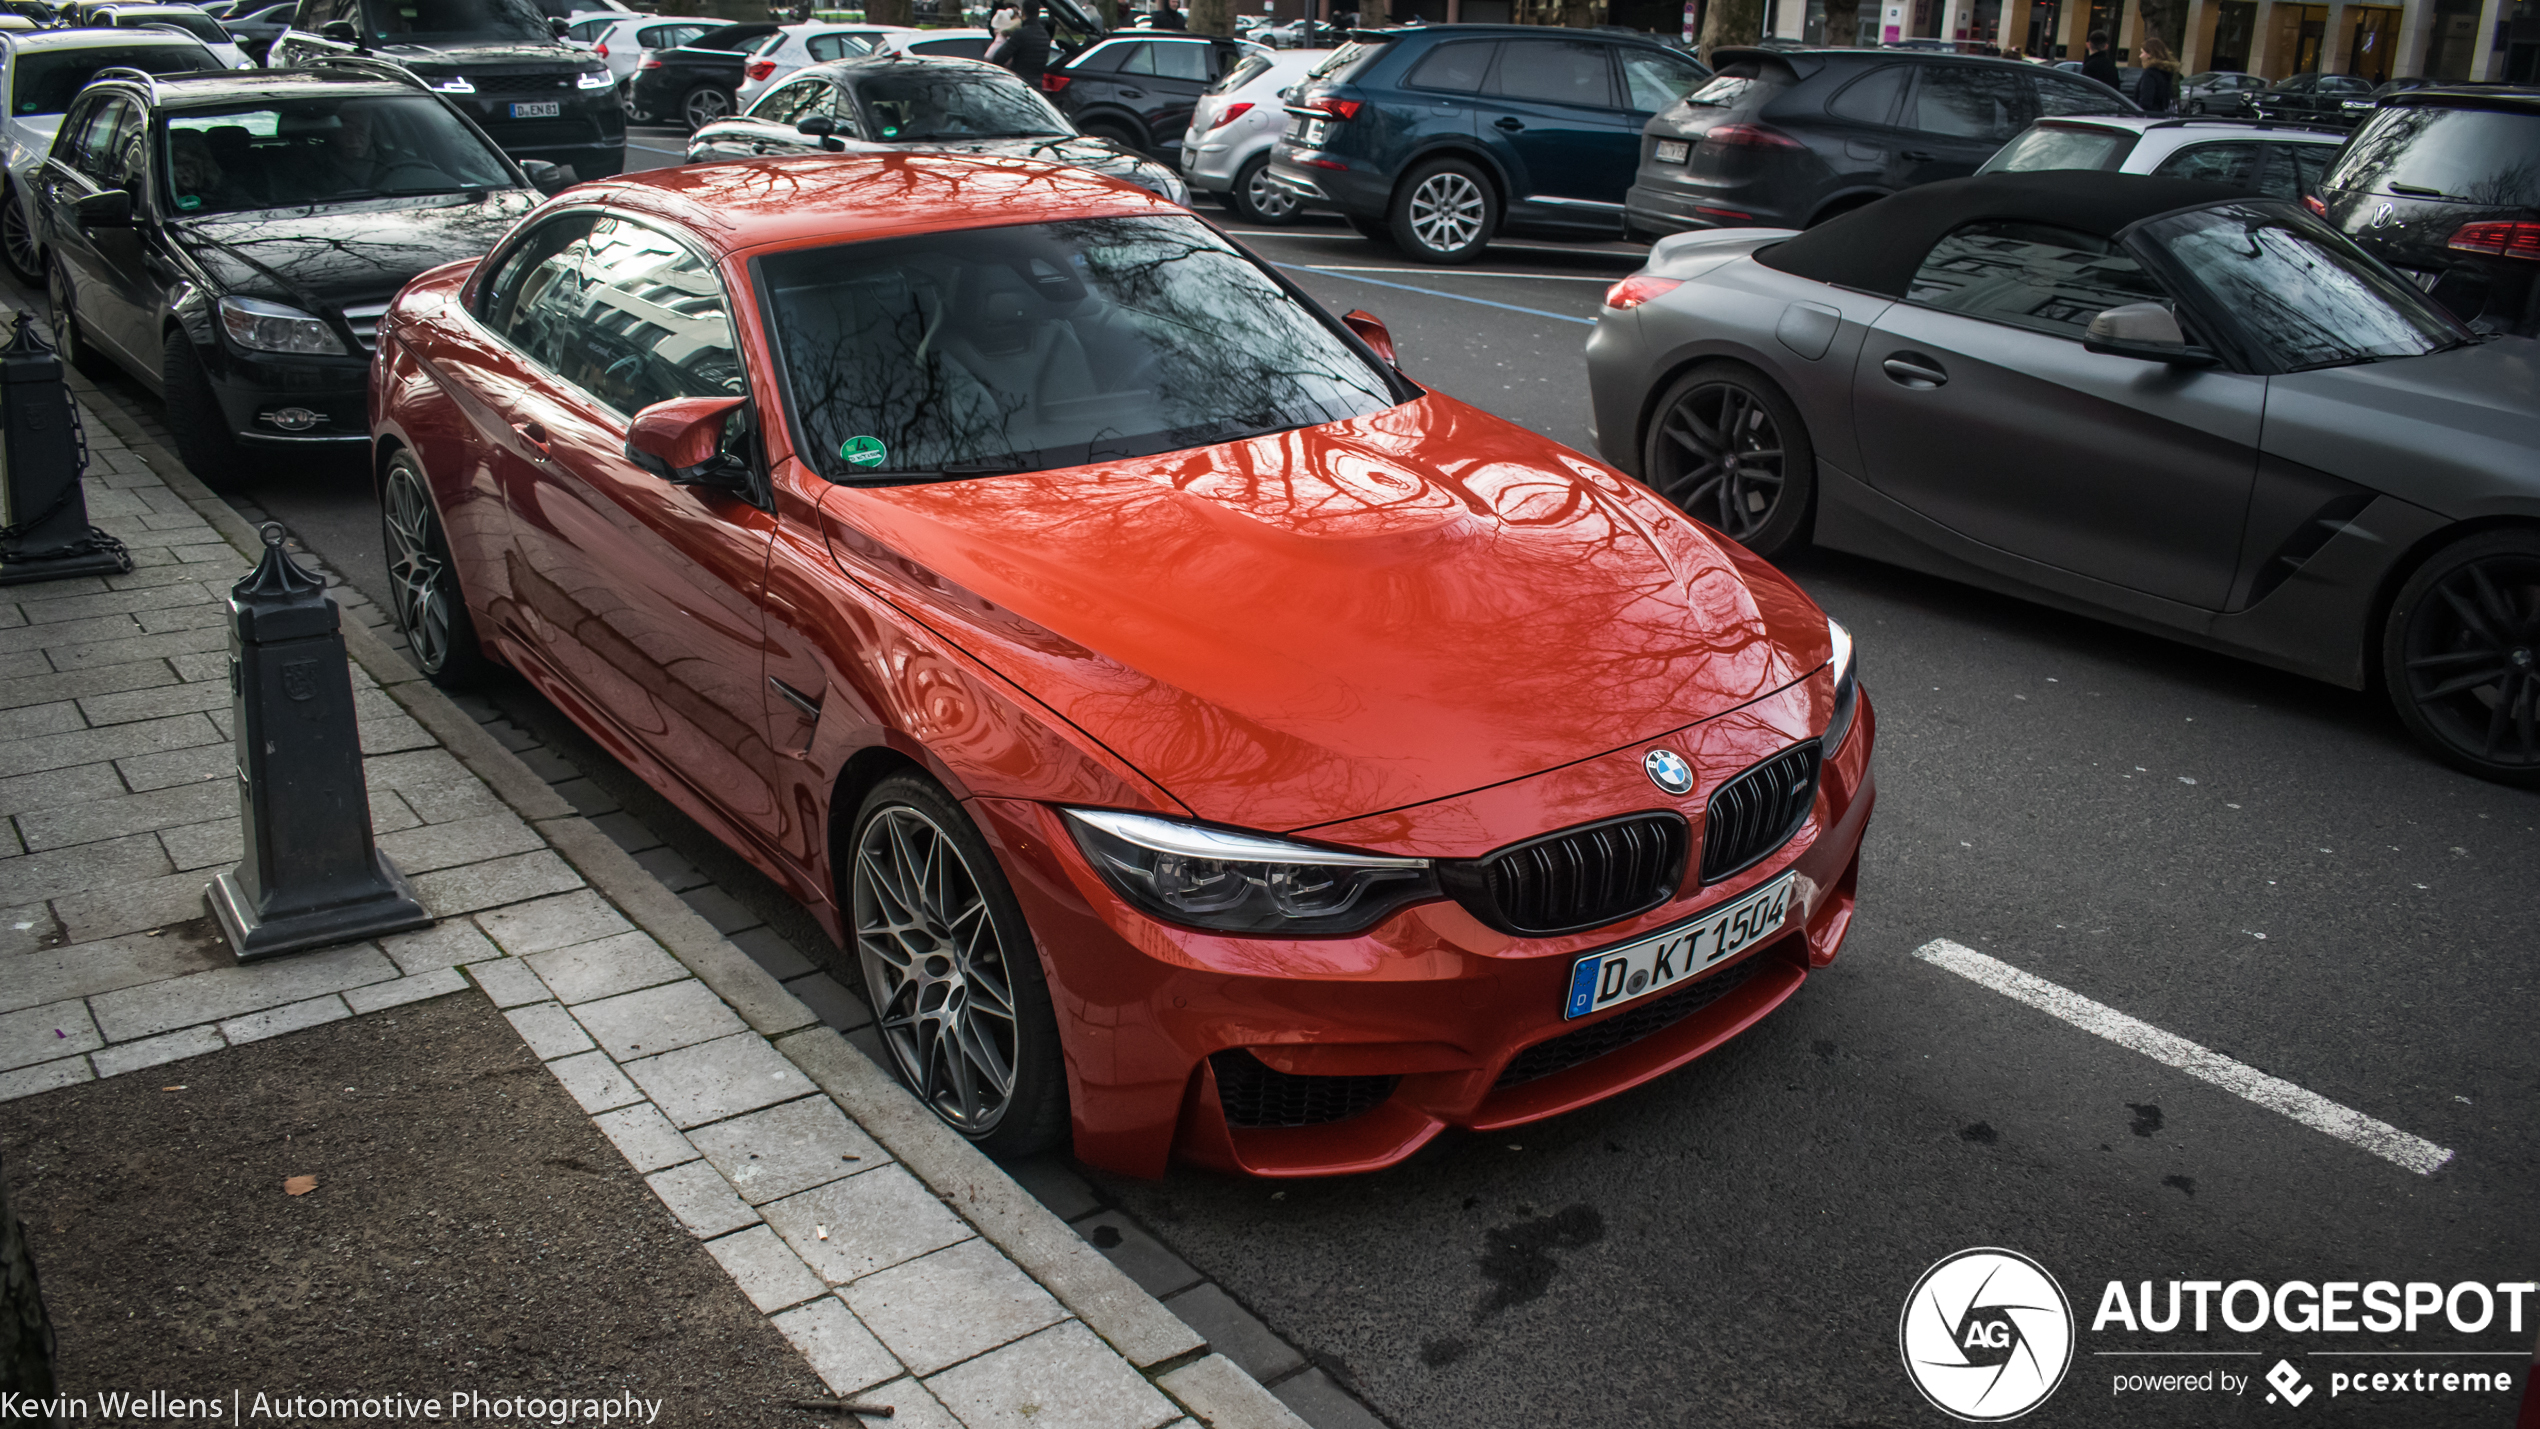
1643, 748, 1693, 796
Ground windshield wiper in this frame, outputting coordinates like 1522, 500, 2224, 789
2387, 181, 2448, 198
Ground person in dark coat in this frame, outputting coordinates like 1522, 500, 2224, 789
1002, 4, 1052, 87
2134, 34, 2179, 113
2079, 30, 2120, 91
1150, 0, 1187, 27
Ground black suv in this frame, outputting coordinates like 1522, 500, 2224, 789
1043, 32, 1255, 157
2318, 85, 2540, 335
35, 66, 541, 483
2244, 69, 2378, 126
627, 20, 777, 131
1626, 47, 2131, 238
269, 0, 622, 181
1267, 24, 1710, 263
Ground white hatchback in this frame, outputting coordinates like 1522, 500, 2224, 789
1977, 115, 2347, 202
1180, 46, 1327, 224
91, 3, 255, 70
0, 28, 221, 280
734, 22, 911, 111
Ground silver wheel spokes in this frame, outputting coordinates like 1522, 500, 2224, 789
2404, 558, 2540, 767
383, 470, 453, 673
1408, 172, 1483, 253
3, 206, 33, 274
1248, 167, 1297, 219
1656, 383, 1785, 541
855, 807, 1018, 1133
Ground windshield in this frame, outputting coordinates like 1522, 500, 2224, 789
116, 10, 230, 42
1308, 39, 1379, 81
11, 43, 214, 114
162, 95, 514, 213
361, 0, 553, 45
2324, 105, 2540, 207
851, 69, 1067, 141
763, 215, 1398, 480
2137, 203, 2469, 370
1980, 125, 2131, 173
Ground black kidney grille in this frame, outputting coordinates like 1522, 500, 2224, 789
1470, 813, 1689, 936
1210, 1050, 1398, 1129
1698, 744, 1820, 884
1495, 959, 1762, 1089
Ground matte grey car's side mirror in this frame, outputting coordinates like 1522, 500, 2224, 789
797, 114, 846, 151
2083, 302, 2218, 367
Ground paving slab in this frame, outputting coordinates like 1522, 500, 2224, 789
89, 941, 398, 1042
476, 888, 634, 956
524, 929, 688, 1005
504, 1001, 596, 1060
343, 966, 468, 1014
645, 1158, 762, 1238
570, 977, 747, 1061
545, 1049, 644, 1114
89, 1024, 225, 1078
842, 1239, 1068, 1377
621, 1031, 817, 1128
1160, 1285, 1306, 1385
0, 1054, 93, 1101
591, 1101, 699, 1174
687, 1094, 887, 1205
772, 1296, 903, 1396
762, 1163, 974, 1286
219, 994, 352, 1045
377, 920, 501, 976
0, 927, 228, 1016
0, 998, 102, 1073
926, 1320, 1181, 1429
704, 1225, 829, 1313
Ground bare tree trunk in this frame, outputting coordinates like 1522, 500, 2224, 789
1820, 0, 1858, 41
1359, 0, 1387, 28
1698, 0, 1763, 57
1189, 0, 1235, 34
865, 0, 913, 24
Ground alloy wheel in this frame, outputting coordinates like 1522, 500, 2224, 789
2398, 551, 2540, 772
1650, 380, 1787, 543
1407, 170, 1485, 254
1, 200, 36, 281
1244, 164, 1300, 221
684, 87, 731, 129
854, 805, 1022, 1135
383, 465, 457, 674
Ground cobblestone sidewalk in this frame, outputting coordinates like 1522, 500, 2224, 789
0, 375, 1305, 1429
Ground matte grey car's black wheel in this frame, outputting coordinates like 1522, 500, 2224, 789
1389, 157, 1494, 263
47, 262, 115, 381
1228, 154, 1301, 224
380, 452, 494, 689
850, 776, 1068, 1157
1642, 360, 1816, 558
681, 84, 733, 130
2383, 529, 2540, 786
1, 191, 39, 283
161, 331, 251, 490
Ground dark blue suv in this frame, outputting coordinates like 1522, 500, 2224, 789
1266, 25, 1708, 263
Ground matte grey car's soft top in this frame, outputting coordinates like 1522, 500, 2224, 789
1585, 170, 2540, 784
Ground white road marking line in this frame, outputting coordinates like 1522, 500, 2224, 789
1912, 939, 2454, 1176
1225, 227, 1644, 258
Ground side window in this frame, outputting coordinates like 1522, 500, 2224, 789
907, 36, 985, 58
1909, 66, 2027, 142
50, 97, 107, 169
1115, 42, 1153, 76
1907, 220, 2170, 340
509, 217, 743, 418
68, 98, 133, 183
754, 78, 829, 123
566, 17, 606, 41
289, 0, 327, 28
2033, 73, 2117, 115
105, 100, 143, 189
1153, 40, 1210, 82
1617, 48, 1703, 113
2151, 141, 2263, 189
481, 212, 599, 347
1070, 39, 1128, 71
1827, 64, 1907, 125
806, 31, 872, 61
1491, 39, 1617, 109
1405, 40, 1495, 93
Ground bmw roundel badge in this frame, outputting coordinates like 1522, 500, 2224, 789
1643, 749, 1694, 796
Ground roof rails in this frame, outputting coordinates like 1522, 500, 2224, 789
302, 50, 434, 91
84, 63, 159, 93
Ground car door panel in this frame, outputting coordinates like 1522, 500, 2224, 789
1891, 65, 2031, 188
1482, 38, 1637, 205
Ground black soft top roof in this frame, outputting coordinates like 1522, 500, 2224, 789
1754, 172, 2257, 296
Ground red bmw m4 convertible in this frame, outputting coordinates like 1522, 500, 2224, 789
369, 153, 1876, 1178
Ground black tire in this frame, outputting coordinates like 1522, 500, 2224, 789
379, 450, 496, 689
1388, 156, 1495, 264
47, 262, 116, 381
1081, 119, 1141, 152
1227, 153, 1302, 224
1346, 214, 1392, 242
1641, 359, 1816, 559
2380, 528, 2540, 786
620, 79, 655, 124
1, 188, 39, 284
847, 774, 1069, 1159
680, 84, 733, 131
161, 330, 253, 490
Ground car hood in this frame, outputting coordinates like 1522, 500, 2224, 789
173, 189, 541, 313
817, 393, 1830, 831
2263, 340, 2540, 517
376, 39, 587, 66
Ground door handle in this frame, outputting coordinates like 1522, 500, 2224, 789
513, 420, 552, 460
1494, 116, 1525, 131
1118, 87, 1144, 98
1881, 353, 1948, 388
1900, 149, 1937, 161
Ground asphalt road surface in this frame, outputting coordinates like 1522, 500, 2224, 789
123, 135, 2540, 1427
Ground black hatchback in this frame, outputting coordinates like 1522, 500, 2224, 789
627, 20, 778, 131
1266, 24, 1710, 263
1626, 46, 2132, 238
1041, 32, 1257, 158
2318, 85, 2540, 336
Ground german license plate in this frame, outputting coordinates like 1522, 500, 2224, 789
510, 101, 562, 119
1284, 114, 1327, 147
1654, 138, 1689, 164
1562, 873, 1794, 1020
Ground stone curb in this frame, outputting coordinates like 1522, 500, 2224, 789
118, 392, 1293, 1424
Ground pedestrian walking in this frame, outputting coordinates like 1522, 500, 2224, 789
1000, 2, 1051, 87
1150, 0, 1187, 27
2135, 35, 2180, 113
2079, 29, 2120, 90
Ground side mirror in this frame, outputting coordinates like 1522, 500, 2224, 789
796, 113, 846, 150
72, 188, 131, 227
1341, 308, 1396, 366
2082, 301, 2218, 367
517, 158, 569, 193
548, 15, 567, 35
626, 395, 750, 488
317, 16, 357, 40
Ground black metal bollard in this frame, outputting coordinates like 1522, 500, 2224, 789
0, 311, 128, 585
206, 522, 431, 962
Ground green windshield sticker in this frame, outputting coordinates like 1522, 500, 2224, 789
176, 195, 202, 211
840, 435, 887, 468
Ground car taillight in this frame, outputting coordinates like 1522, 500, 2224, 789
1696, 123, 1802, 151
746, 58, 774, 79
1208, 101, 1252, 130
2449, 220, 2540, 262
1041, 73, 1069, 92
1603, 275, 1683, 310
1310, 97, 1361, 120
2302, 194, 2326, 217
595, 40, 608, 58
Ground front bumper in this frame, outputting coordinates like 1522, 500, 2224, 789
198, 339, 371, 447
973, 672, 1876, 1179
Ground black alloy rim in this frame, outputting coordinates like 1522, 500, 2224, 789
2403, 554, 2540, 769
853, 805, 1020, 1135
1651, 380, 1786, 542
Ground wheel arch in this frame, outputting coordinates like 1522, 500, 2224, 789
2359, 512, 2540, 698
1628, 338, 1811, 481
1072, 105, 1151, 149
1388, 140, 1514, 213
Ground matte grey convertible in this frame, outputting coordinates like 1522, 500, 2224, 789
1586, 171, 2540, 785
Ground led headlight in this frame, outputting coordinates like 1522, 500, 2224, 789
1821, 615, 1859, 754
1063, 808, 1439, 936
577, 68, 612, 88
217, 296, 345, 356
426, 74, 476, 94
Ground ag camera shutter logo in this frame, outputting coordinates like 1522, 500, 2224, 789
1900, 1248, 2076, 1421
